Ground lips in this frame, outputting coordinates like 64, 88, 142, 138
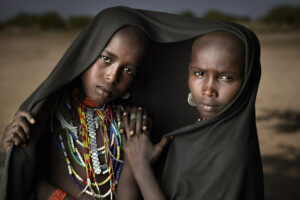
198, 100, 219, 112
202, 104, 218, 112
95, 85, 113, 97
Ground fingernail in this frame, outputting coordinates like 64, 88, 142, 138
123, 112, 128, 116
30, 118, 35, 124
142, 126, 147, 131
138, 107, 142, 110
130, 131, 135, 136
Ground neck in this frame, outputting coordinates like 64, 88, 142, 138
73, 87, 103, 108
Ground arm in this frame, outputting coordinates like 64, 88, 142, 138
121, 108, 171, 200
116, 158, 141, 200
36, 178, 77, 200
132, 161, 166, 200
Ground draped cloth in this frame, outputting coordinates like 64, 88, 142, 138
0, 6, 263, 200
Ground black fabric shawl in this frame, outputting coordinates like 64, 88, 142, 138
0, 6, 263, 200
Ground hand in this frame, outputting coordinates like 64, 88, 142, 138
0, 110, 35, 152
119, 106, 150, 136
121, 109, 171, 169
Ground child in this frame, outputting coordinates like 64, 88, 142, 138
1, 11, 155, 198
1, 6, 263, 200
121, 30, 263, 200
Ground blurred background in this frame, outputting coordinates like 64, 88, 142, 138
1, 0, 300, 199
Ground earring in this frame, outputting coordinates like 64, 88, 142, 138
187, 92, 196, 106
121, 92, 130, 100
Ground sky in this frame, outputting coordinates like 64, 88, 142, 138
1, 0, 300, 21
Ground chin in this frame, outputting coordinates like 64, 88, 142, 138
197, 110, 217, 119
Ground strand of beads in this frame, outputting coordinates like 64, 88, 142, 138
77, 103, 101, 196
55, 91, 123, 199
96, 105, 123, 188
55, 129, 112, 198
86, 108, 102, 175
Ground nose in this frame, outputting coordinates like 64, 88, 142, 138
202, 77, 217, 97
104, 65, 119, 84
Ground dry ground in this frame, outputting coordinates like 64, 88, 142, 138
0, 30, 299, 199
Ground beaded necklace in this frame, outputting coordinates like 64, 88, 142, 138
54, 89, 123, 199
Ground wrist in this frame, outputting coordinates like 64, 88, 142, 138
50, 188, 67, 200
132, 162, 152, 178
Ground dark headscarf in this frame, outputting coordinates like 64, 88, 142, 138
0, 6, 263, 200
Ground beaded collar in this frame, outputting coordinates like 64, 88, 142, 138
72, 87, 103, 108
53, 88, 123, 199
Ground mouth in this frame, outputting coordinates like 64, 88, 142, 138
95, 85, 113, 97
199, 101, 219, 112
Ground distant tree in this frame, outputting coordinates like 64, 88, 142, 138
0, 22, 4, 31
37, 12, 66, 30
3, 13, 38, 28
180, 10, 197, 18
68, 16, 92, 29
263, 5, 300, 28
204, 10, 250, 22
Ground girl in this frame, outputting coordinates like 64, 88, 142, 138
1, 6, 263, 200
121, 30, 263, 199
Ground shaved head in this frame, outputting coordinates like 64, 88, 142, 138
192, 31, 245, 69
189, 31, 245, 119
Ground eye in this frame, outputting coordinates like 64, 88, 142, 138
195, 71, 205, 77
219, 75, 233, 81
123, 66, 136, 76
100, 56, 112, 64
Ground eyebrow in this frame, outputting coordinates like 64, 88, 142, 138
102, 50, 139, 69
102, 50, 118, 59
189, 65, 242, 75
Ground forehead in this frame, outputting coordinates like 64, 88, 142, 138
107, 27, 148, 50
103, 28, 148, 62
191, 31, 245, 71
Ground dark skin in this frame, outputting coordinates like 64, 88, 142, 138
120, 31, 245, 200
1, 27, 151, 200
189, 31, 245, 119
1, 31, 245, 200
0, 110, 35, 152
121, 109, 170, 200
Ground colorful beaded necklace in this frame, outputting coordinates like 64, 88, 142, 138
54, 88, 123, 199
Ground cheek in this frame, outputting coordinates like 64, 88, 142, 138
80, 64, 102, 91
81, 71, 91, 89
221, 82, 242, 105
117, 74, 135, 91
188, 77, 201, 97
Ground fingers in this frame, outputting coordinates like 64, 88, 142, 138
1, 125, 27, 151
0, 110, 34, 151
153, 136, 173, 161
142, 109, 148, 132
130, 107, 149, 136
13, 117, 31, 140
11, 125, 27, 145
13, 110, 34, 140
120, 111, 130, 147
119, 106, 150, 136
115, 107, 122, 130
135, 107, 143, 135
155, 136, 171, 150
121, 130, 127, 147
129, 108, 137, 136
122, 112, 131, 139
15, 110, 35, 124
12, 132, 23, 146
